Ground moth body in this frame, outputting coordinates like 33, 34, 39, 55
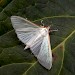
25, 28, 48, 49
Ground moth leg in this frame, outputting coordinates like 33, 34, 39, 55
24, 45, 29, 50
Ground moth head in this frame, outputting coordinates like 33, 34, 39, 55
47, 26, 50, 29
46, 26, 51, 33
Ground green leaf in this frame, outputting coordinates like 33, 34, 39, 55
0, 0, 75, 75
0, 63, 32, 75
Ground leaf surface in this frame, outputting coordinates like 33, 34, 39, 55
0, 0, 75, 75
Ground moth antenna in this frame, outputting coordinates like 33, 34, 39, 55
49, 24, 58, 32
41, 20, 44, 26
50, 29, 58, 32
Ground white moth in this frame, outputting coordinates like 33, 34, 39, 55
11, 16, 54, 70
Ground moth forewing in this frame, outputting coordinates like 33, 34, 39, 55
37, 33, 52, 70
11, 16, 40, 45
48, 34, 52, 69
